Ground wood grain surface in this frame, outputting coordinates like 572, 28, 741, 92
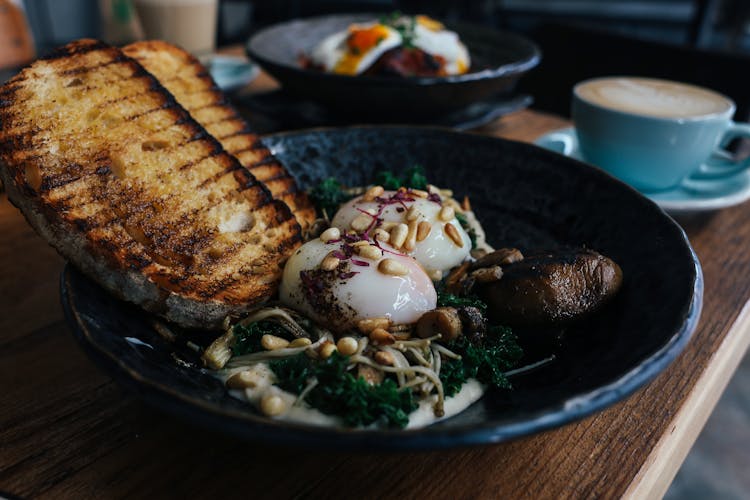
1, 80, 749, 499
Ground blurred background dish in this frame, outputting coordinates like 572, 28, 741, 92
245, 13, 540, 121
235, 90, 532, 132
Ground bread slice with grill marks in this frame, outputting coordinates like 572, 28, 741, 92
0, 39, 302, 329
123, 40, 316, 230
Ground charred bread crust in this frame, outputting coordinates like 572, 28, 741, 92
0, 39, 302, 329
124, 40, 316, 229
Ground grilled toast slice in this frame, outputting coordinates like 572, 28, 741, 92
123, 40, 316, 229
0, 39, 302, 329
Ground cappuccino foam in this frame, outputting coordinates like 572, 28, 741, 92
576, 77, 731, 118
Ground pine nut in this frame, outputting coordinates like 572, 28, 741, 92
439, 205, 455, 222
289, 337, 312, 348
319, 342, 337, 359
320, 227, 340, 243
355, 244, 382, 260
406, 205, 421, 221
370, 328, 395, 345
365, 208, 378, 215
357, 317, 391, 333
362, 185, 384, 201
374, 350, 395, 365
444, 223, 464, 247
427, 269, 443, 281
380, 221, 399, 230
336, 336, 359, 356
391, 331, 412, 341
320, 254, 340, 271
351, 214, 372, 232
373, 228, 390, 243
226, 370, 259, 389
378, 258, 409, 276
411, 189, 428, 198
260, 393, 286, 416
416, 220, 431, 242
389, 223, 408, 249
352, 240, 370, 247
440, 188, 454, 198
427, 184, 441, 195
262, 334, 289, 350
445, 198, 462, 211
403, 220, 418, 252
358, 364, 384, 385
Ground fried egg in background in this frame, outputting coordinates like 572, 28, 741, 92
309, 15, 471, 76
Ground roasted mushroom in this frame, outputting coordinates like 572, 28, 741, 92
475, 249, 623, 327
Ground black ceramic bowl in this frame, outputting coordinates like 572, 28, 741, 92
245, 14, 540, 120
62, 127, 702, 450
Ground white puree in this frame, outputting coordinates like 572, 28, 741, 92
218, 364, 485, 429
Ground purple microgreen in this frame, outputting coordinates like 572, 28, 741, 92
427, 192, 442, 204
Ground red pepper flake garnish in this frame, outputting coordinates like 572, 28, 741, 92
351, 258, 370, 267
339, 271, 359, 280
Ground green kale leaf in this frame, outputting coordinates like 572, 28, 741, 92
270, 352, 418, 428
232, 321, 287, 356
436, 289, 488, 313
373, 164, 428, 191
309, 177, 349, 217
403, 165, 428, 190
454, 212, 477, 250
440, 326, 523, 395
373, 170, 403, 190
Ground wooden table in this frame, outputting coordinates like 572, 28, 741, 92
2, 71, 750, 499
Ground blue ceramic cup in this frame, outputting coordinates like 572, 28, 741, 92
570, 77, 750, 193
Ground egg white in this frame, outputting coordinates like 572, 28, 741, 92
412, 24, 471, 75
330, 192, 472, 274
279, 238, 437, 331
310, 23, 401, 75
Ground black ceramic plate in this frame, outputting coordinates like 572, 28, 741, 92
62, 127, 702, 450
245, 14, 540, 120
235, 90, 533, 132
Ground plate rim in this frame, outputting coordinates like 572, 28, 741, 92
61, 127, 704, 450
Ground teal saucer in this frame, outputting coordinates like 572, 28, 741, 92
535, 127, 750, 214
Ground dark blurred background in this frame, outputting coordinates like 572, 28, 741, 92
4, 0, 749, 119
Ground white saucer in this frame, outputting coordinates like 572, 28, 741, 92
535, 127, 750, 215
203, 54, 259, 92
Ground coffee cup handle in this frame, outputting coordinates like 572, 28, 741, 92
681, 122, 750, 194
686, 122, 750, 181
536, 131, 575, 156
